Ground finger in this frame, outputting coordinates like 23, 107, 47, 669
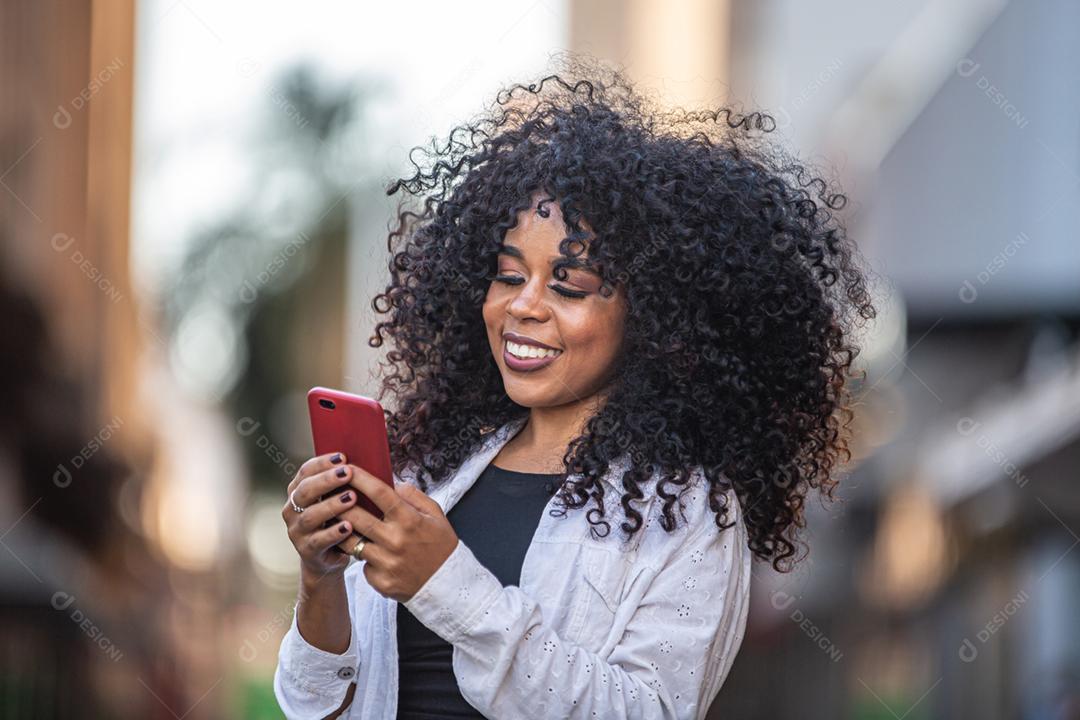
294, 487, 359, 533
346, 465, 406, 519
292, 464, 354, 509
395, 482, 442, 516
337, 502, 391, 545
302, 518, 354, 557
337, 533, 383, 565
287, 451, 347, 495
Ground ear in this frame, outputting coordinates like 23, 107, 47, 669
396, 482, 443, 516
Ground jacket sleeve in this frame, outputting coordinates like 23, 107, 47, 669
273, 561, 365, 720
402, 484, 752, 719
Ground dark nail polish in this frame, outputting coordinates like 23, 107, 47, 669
330, 453, 343, 464
340, 493, 352, 503
338, 523, 349, 534
336, 467, 347, 477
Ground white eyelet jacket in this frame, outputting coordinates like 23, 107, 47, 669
274, 415, 752, 719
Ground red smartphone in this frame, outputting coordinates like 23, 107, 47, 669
307, 386, 394, 521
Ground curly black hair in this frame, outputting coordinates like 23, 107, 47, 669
369, 53, 877, 571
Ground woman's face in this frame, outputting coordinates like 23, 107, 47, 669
482, 199, 627, 409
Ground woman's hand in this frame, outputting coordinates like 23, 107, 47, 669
335, 466, 459, 603
282, 452, 360, 583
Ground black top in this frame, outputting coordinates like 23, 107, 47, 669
396, 461, 564, 719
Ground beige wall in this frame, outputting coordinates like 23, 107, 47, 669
569, 0, 732, 110
0, 0, 147, 458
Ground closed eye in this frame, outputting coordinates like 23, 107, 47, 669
549, 284, 588, 299
492, 274, 589, 300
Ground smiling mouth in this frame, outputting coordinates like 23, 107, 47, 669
503, 340, 562, 372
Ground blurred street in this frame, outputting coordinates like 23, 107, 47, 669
1, 1, 1078, 718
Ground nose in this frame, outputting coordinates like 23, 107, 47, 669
506, 276, 551, 322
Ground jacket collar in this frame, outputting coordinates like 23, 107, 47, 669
430, 415, 625, 513
481, 416, 626, 493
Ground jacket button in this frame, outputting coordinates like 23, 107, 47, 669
337, 666, 356, 680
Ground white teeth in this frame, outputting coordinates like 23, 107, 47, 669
506, 340, 561, 360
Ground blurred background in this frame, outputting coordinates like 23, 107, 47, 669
1, 0, 1078, 717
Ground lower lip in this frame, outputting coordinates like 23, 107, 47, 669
503, 342, 561, 372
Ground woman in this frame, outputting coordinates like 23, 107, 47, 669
275, 55, 876, 719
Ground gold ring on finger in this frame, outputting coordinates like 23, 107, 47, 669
349, 539, 366, 560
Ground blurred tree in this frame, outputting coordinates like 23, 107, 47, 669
161, 64, 381, 493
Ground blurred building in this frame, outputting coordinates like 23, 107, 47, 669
707, 0, 1078, 717
0, 0, 182, 717
2, 0, 1078, 718
565, 0, 1076, 717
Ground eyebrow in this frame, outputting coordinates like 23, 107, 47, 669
496, 244, 598, 272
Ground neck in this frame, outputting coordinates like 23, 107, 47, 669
510, 393, 604, 465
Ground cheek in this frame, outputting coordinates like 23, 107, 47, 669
563, 306, 624, 361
